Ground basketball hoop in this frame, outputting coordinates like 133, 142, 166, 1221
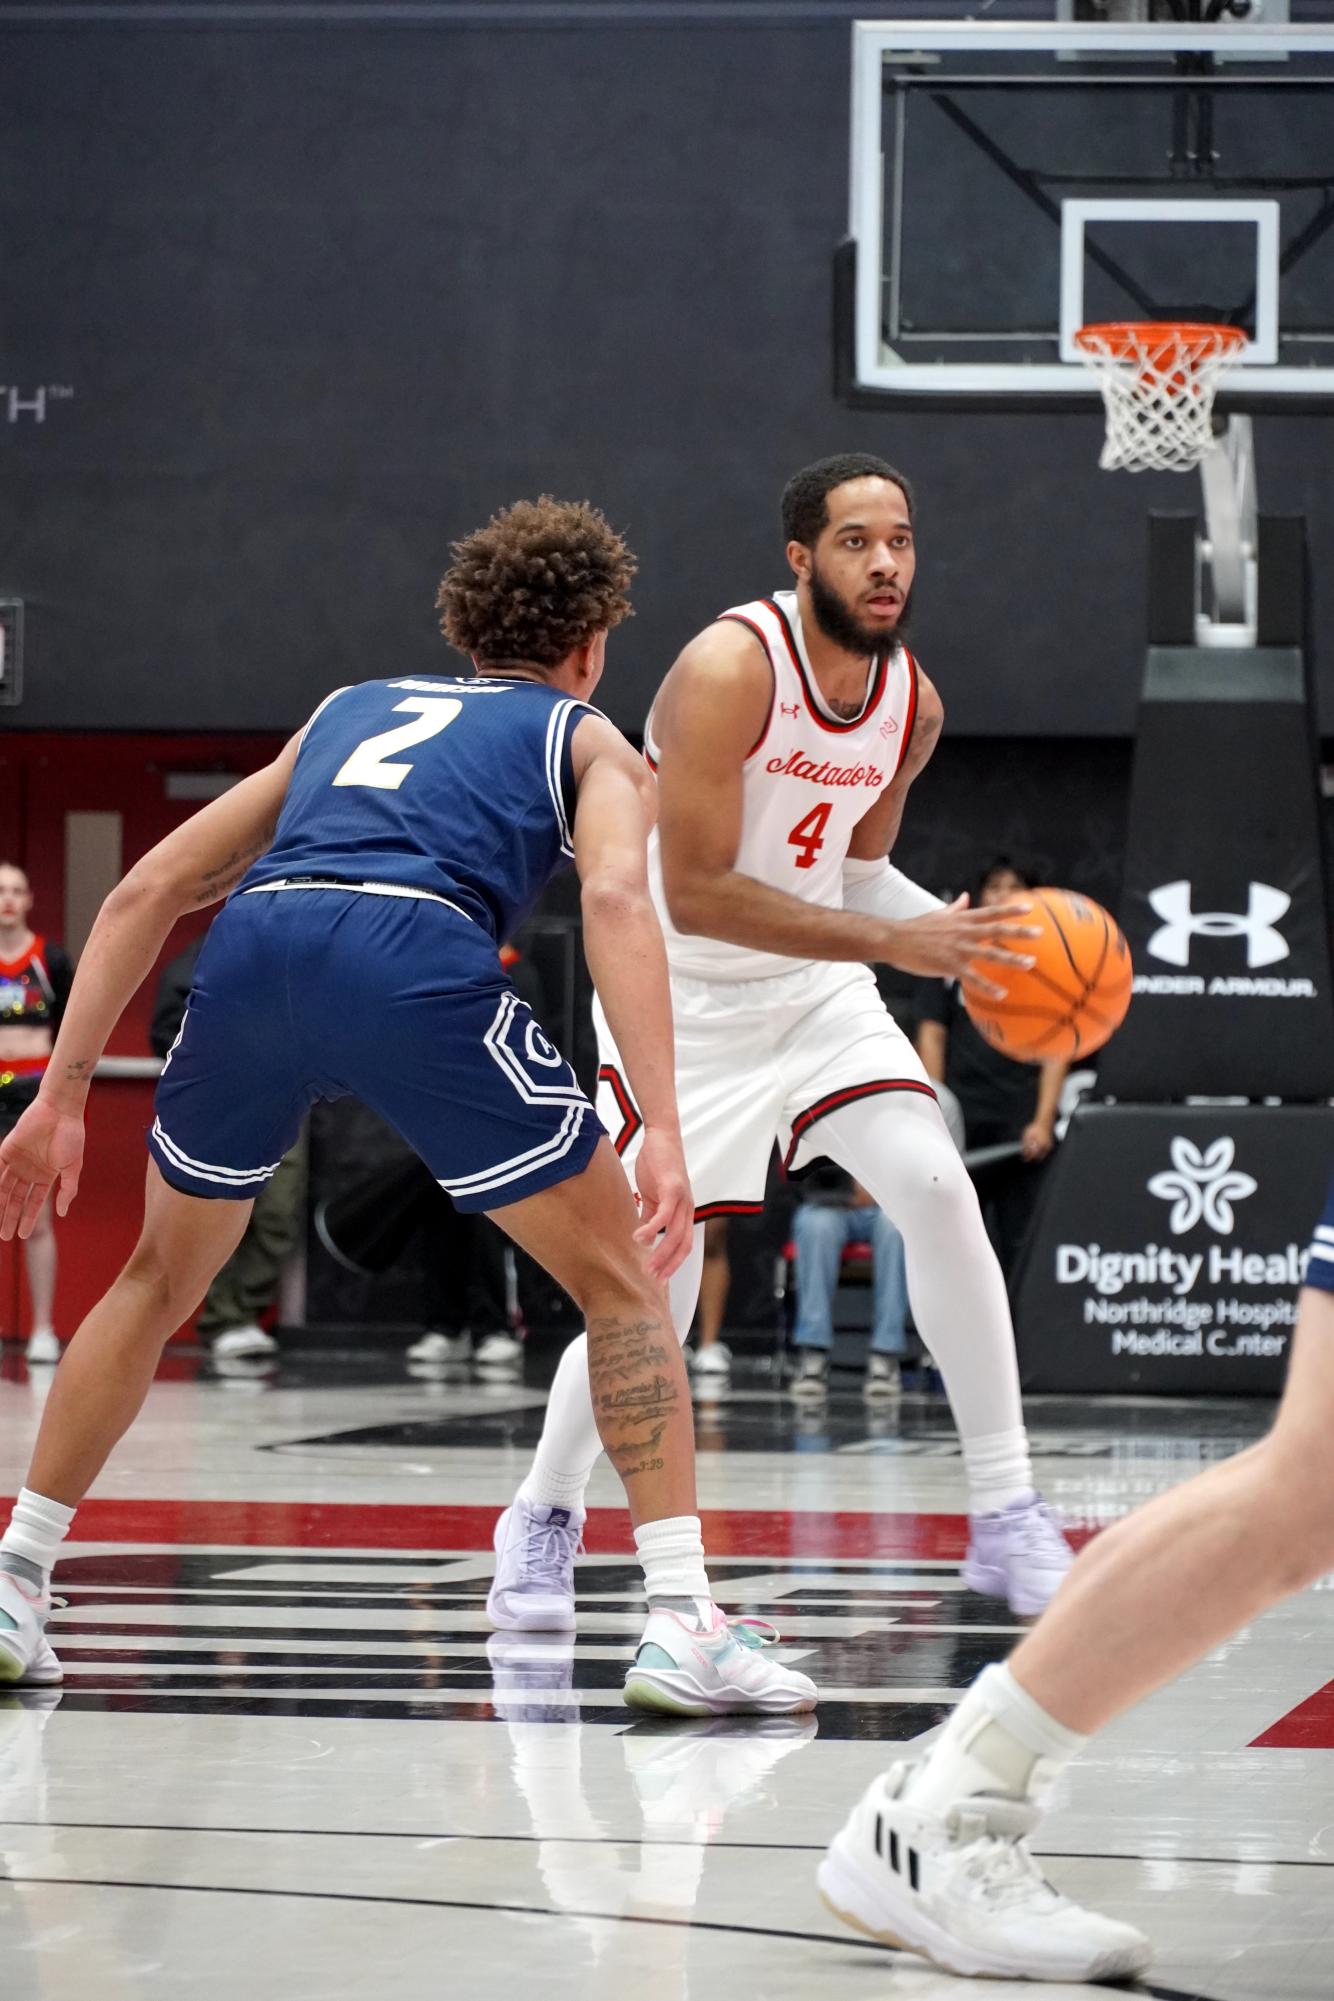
1073, 322, 1248, 474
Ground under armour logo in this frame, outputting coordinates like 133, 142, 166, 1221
1148, 1136, 1256, 1235
780, 702, 800, 718
879, 716, 899, 739
1146, 880, 1291, 970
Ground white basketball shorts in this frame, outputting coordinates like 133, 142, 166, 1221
594, 960, 938, 1221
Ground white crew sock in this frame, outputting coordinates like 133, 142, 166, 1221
518, 1463, 591, 1514
962, 1428, 1035, 1515
633, 1514, 712, 1614
1, 1487, 75, 1584
517, 1224, 706, 1514
906, 1662, 1088, 1812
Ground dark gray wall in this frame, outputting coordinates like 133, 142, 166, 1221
1, 8, 1330, 736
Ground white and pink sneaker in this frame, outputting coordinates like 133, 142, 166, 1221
0, 1571, 62, 1687
623, 1603, 817, 1716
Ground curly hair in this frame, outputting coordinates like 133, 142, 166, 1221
436, 496, 636, 670
781, 453, 915, 548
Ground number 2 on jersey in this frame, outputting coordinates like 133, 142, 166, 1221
787, 801, 832, 870
332, 697, 463, 791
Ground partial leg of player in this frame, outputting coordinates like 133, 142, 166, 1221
814, 1091, 1071, 1614
820, 1281, 1334, 1980
492, 1148, 815, 1716
0, 1165, 251, 1684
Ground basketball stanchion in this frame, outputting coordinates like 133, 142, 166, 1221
1012, 325, 1334, 1396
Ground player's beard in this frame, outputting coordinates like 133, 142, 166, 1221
807, 558, 911, 659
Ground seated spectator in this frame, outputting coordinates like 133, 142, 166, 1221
789, 1165, 907, 1403
915, 856, 1069, 1281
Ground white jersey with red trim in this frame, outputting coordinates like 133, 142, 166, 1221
644, 588, 919, 983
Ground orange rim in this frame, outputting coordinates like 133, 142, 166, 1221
1074, 321, 1247, 370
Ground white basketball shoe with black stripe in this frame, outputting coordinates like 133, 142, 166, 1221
0, 1572, 63, 1688
818, 1762, 1152, 1983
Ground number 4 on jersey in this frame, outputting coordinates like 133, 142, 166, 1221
787, 801, 832, 870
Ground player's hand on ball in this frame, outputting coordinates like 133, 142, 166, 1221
633, 1127, 694, 1283
0, 1097, 86, 1240
885, 894, 1039, 1000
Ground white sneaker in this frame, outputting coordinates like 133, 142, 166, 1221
24, 1329, 61, 1366
818, 1762, 1153, 1983
624, 1604, 818, 1717
863, 1354, 902, 1401
211, 1324, 277, 1361
790, 1350, 830, 1400
689, 1342, 732, 1376
487, 1498, 582, 1630
406, 1329, 472, 1365
475, 1330, 523, 1366
0, 1572, 63, 1688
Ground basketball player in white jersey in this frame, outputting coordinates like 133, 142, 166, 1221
491, 454, 1071, 1641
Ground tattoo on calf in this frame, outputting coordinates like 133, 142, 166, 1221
587, 1314, 682, 1481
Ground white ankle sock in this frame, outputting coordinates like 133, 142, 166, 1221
518, 1459, 593, 1513
962, 1428, 1034, 1514
1, 1487, 75, 1580
633, 1515, 711, 1610
906, 1663, 1087, 1812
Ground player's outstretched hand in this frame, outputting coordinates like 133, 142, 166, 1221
633, 1126, 694, 1283
0, 1098, 85, 1241
885, 894, 1040, 1002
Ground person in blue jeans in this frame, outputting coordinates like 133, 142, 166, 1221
790, 1165, 907, 1401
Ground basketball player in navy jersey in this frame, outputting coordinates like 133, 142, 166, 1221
494, 454, 1070, 1629
0, 497, 828, 1716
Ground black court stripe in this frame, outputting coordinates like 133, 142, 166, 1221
0, 1875, 1231, 1994
4, 1823, 1328, 1875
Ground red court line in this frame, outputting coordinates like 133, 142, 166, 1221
3, 1495, 981, 1559
1249, 1680, 1334, 1749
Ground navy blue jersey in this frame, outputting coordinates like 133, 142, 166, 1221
1305, 1171, 1334, 1293
242, 675, 597, 941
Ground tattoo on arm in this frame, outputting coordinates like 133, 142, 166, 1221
190, 839, 270, 908
62, 1058, 93, 1083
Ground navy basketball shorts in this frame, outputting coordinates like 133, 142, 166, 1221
149, 885, 604, 1211
1305, 1171, 1334, 1295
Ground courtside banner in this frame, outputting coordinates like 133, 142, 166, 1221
1098, 647, 1334, 1101
1013, 1103, 1334, 1395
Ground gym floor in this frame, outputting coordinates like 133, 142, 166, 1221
0, 1351, 1327, 2001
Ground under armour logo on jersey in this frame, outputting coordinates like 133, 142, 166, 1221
879, 716, 899, 739
780, 702, 800, 718
1146, 880, 1291, 970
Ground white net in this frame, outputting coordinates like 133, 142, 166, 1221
1073, 322, 1247, 474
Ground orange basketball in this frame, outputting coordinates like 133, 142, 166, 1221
962, 887, 1132, 1064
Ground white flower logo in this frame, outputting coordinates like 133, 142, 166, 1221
1147, 1137, 1257, 1236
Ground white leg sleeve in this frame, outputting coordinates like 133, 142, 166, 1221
519, 1224, 706, 1512
815, 1092, 1032, 1493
